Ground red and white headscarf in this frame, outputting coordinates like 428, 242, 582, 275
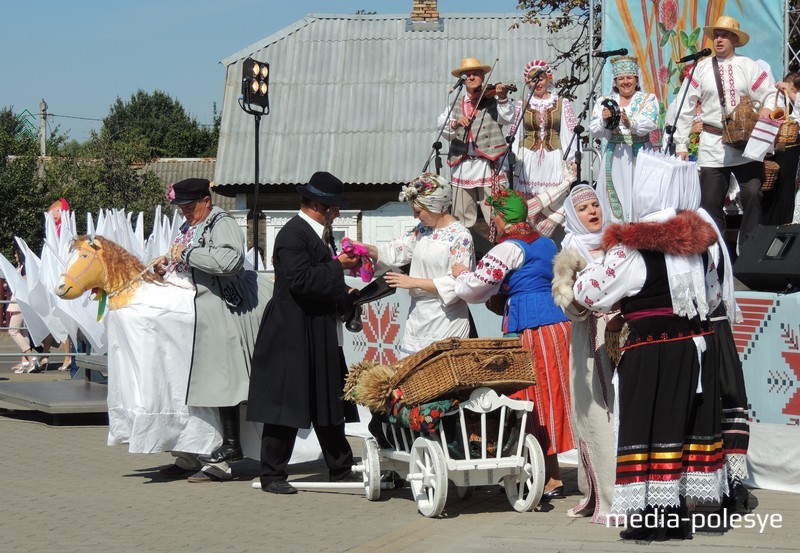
523, 59, 553, 83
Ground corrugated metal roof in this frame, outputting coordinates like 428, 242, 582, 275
215, 12, 587, 189
143, 158, 235, 211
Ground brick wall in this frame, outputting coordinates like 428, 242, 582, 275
411, 0, 439, 21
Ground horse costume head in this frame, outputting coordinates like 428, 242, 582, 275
55, 235, 163, 310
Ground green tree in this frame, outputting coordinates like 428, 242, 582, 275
0, 105, 169, 259
43, 130, 168, 237
102, 90, 218, 158
0, 108, 46, 259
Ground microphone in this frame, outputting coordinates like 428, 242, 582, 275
527, 68, 546, 83
449, 75, 466, 93
592, 48, 628, 58
677, 48, 712, 64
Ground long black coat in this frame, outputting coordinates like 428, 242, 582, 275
246, 215, 357, 428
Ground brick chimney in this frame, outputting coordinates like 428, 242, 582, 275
411, 0, 439, 22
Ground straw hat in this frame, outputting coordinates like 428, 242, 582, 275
703, 15, 749, 47
451, 57, 492, 77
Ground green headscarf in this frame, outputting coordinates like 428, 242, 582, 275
485, 189, 528, 223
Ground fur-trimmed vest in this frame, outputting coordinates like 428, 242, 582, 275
601, 210, 717, 350
448, 97, 508, 166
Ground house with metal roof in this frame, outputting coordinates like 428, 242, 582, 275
213, 0, 588, 212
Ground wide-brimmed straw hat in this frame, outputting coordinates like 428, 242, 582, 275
296, 171, 349, 208
451, 57, 492, 77
703, 15, 749, 47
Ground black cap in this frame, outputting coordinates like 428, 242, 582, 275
171, 178, 211, 205
296, 171, 348, 208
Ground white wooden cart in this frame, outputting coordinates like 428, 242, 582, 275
252, 386, 545, 518
359, 386, 545, 517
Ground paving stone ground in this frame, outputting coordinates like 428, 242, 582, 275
1, 346, 798, 553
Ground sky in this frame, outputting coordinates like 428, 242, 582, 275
2, 1, 522, 144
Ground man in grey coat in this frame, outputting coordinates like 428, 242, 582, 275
160, 178, 270, 481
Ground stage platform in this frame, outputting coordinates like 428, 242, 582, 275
0, 379, 107, 414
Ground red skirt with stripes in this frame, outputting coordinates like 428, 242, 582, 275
509, 321, 575, 456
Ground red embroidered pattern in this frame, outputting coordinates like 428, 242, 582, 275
475, 253, 509, 285
752, 71, 767, 92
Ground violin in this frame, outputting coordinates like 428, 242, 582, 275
483, 83, 518, 98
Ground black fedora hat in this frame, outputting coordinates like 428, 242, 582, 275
297, 172, 349, 208
171, 178, 211, 205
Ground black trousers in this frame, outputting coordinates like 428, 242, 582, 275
699, 162, 763, 247
763, 145, 800, 225
260, 423, 353, 485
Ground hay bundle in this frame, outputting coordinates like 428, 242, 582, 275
343, 361, 396, 413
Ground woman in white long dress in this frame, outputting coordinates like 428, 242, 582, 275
358, 173, 475, 358
513, 59, 578, 236
589, 56, 659, 223
551, 184, 617, 524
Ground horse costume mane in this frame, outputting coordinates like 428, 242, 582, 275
58, 235, 164, 311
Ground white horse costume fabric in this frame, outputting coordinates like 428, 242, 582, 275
104, 279, 221, 454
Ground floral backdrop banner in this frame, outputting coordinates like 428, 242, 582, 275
602, 0, 785, 136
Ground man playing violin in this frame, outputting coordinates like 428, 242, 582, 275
437, 57, 514, 230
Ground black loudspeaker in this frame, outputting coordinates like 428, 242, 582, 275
733, 224, 800, 292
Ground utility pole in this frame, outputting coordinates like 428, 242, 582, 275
39, 99, 48, 156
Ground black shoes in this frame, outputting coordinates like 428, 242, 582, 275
158, 464, 198, 479
330, 470, 363, 483
540, 485, 566, 501
262, 480, 298, 494
197, 443, 244, 464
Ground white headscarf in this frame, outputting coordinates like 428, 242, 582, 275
399, 173, 452, 214
632, 150, 708, 320
561, 184, 606, 263
676, 161, 742, 323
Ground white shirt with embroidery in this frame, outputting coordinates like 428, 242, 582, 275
675, 54, 776, 167
454, 241, 525, 303
573, 244, 645, 313
377, 220, 474, 354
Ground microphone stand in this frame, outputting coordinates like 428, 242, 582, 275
494, 70, 541, 189
564, 55, 608, 188
424, 83, 465, 174
664, 60, 701, 156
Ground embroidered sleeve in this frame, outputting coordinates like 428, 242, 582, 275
630, 93, 659, 135
434, 227, 476, 306
454, 241, 524, 304
561, 98, 577, 161
573, 244, 645, 312
376, 223, 422, 269
748, 61, 776, 111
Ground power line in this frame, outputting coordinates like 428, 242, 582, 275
49, 113, 104, 122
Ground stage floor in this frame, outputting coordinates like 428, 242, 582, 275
0, 379, 107, 414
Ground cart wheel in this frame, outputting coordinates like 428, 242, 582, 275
456, 485, 473, 500
408, 438, 448, 517
363, 438, 381, 501
503, 434, 545, 512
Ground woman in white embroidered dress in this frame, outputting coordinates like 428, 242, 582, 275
551, 184, 617, 524
357, 173, 475, 358
589, 56, 659, 223
512, 59, 578, 237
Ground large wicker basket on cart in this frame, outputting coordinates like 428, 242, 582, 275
390, 337, 536, 404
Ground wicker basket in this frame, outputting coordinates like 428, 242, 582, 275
773, 91, 799, 152
390, 337, 536, 405
722, 96, 760, 149
762, 158, 780, 191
